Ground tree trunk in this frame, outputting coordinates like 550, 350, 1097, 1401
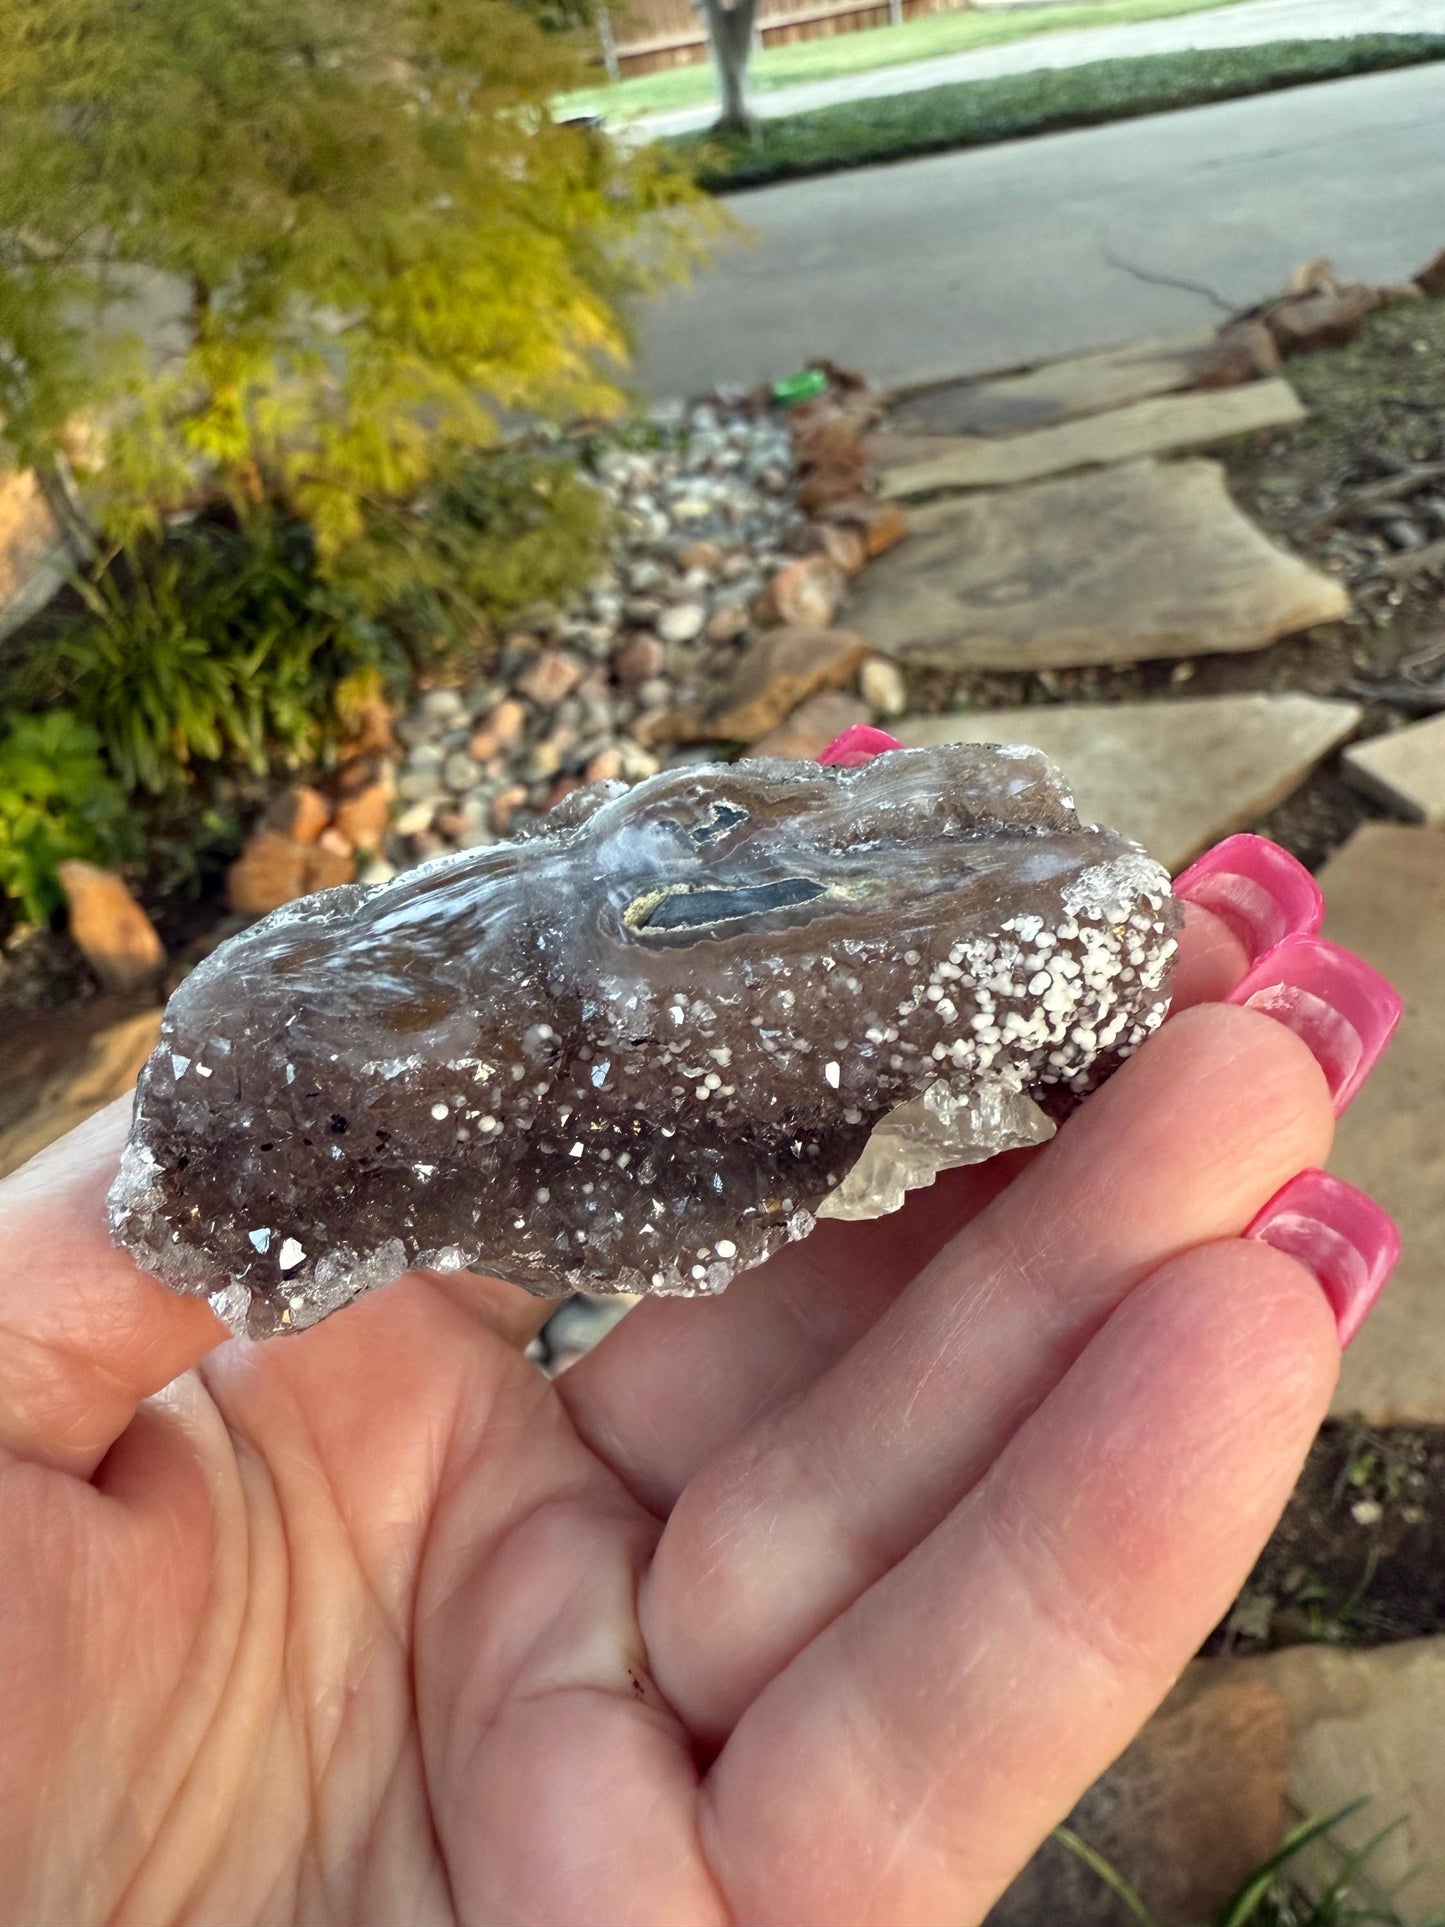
34, 450, 100, 568
597, 3, 621, 85
697, 0, 760, 136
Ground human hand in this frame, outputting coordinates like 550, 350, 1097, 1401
0, 837, 1400, 1927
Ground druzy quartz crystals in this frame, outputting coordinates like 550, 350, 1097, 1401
110, 744, 1180, 1337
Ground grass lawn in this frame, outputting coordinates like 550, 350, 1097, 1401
558, 0, 1253, 118
668, 33, 1445, 190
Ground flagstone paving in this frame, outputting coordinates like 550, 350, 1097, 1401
1323, 824, 1445, 1427
1261, 1637, 1445, 1917
877, 380, 1307, 499
996, 1638, 1445, 1924
886, 330, 1220, 439
852, 459, 1350, 671
0, 1001, 161, 1180
988, 1661, 1290, 1927
1343, 710, 1445, 825
894, 694, 1361, 871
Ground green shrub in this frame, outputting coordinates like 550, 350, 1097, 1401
23, 519, 406, 795
0, 710, 135, 922
350, 446, 611, 646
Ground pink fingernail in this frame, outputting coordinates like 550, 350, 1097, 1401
818, 725, 903, 768
1174, 834, 1324, 962
1226, 934, 1402, 1115
1246, 1168, 1400, 1346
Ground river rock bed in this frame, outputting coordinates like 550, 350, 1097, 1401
366, 396, 871, 880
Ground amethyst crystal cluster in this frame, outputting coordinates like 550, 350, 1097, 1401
110, 744, 1179, 1337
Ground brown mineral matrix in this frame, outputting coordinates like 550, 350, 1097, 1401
109, 747, 1179, 1338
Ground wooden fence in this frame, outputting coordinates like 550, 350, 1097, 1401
597, 0, 972, 79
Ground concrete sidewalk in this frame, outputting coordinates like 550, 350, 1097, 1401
637, 63, 1445, 398
633, 0, 1444, 139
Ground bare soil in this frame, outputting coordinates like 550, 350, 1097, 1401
1209, 1421, 1445, 1655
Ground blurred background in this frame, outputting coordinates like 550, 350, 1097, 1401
1, 1, 1443, 1917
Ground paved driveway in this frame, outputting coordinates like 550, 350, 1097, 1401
637, 63, 1445, 397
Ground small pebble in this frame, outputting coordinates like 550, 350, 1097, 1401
419, 688, 467, 724
612, 633, 666, 686
634, 676, 673, 712
491, 785, 529, 836
519, 651, 582, 709
860, 656, 908, 718
586, 747, 625, 783
394, 800, 438, 835
659, 602, 707, 645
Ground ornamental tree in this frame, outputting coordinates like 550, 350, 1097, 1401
0, 0, 709, 581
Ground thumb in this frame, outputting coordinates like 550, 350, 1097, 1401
0, 1099, 225, 1476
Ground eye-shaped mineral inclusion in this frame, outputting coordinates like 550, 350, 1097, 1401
109, 745, 1180, 1337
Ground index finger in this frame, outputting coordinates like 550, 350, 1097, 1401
0, 1099, 226, 1476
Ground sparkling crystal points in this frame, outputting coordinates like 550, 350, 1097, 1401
109, 745, 1180, 1337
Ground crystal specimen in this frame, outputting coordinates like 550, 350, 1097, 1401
109, 745, 1180, 1337
816, 1076, 1055, 1222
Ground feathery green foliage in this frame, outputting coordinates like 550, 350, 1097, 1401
0, 0, 708, 565
0, 0, 703, 923
352, 445, 611, 644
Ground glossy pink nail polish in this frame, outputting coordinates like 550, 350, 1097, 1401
1226, 934, 1402, 1114
818, 725, 903, 768
1246, 1168, 1400, 1346
1174, 834, 1324, 962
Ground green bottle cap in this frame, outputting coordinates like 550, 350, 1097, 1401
772, 368, 828, 407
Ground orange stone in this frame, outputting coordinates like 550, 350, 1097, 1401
331, 776, 395, 852
226, 831, 309, 916
264, 783, 330, 844
56, 861, 165, 994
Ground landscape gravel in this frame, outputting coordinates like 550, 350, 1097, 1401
369, 400, 814, 879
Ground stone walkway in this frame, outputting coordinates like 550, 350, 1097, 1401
629, 0, 1445, 138
850, 457, 1348, 670
877, 379, 1306, 497
1324, 824, 1445, 1429
0, 998, 160, 1177
856, 324, 1445, 1920
995, 1640, 1445, 1922
898, 693, 1360, 871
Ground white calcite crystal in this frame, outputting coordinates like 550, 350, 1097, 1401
818, 1077, 1056, 1221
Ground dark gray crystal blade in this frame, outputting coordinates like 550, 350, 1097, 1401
108, 745, 1180, 1337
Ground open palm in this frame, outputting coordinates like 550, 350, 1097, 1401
2, 911, 1349, 1927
